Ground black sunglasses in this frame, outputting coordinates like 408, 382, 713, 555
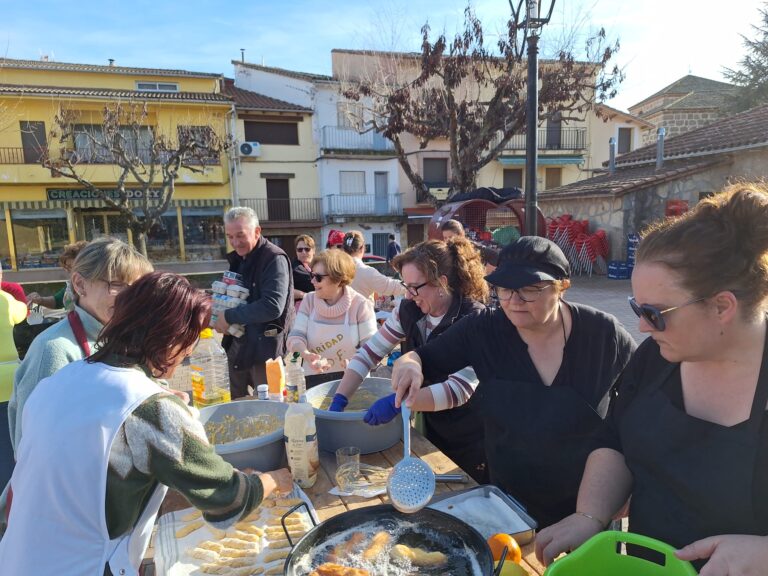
310, 272, 328, 282
296, 247, 313, 253
628, 296, 707, 331
399, 280, 430, 297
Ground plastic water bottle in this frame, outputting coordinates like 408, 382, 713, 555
284, 401, 319, 488
190, 328, 231, 408
285, 352, 307, 403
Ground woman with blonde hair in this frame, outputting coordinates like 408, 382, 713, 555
287, 249, 376, 388
342, 230, 406, 300
8, 237, 153, 450
392, 236, 635, 525
332, 237, 491, 482
537, 183, 768, 574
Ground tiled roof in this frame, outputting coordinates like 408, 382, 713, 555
0, 83, 231, 103
630, 75, 735, 111
539, 158, 725, 199
221, 79, 311, 112
594, 103, 654, 129
0, 57, 221, 78
615, 102, 768, 166
233, 61, 334, 83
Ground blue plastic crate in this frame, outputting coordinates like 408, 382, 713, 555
607, 261, 631, 279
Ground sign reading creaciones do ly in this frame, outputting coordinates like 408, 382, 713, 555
46, 188, 164, 202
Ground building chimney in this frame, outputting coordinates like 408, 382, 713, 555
656, 127, 666, 170
608, 137, 616, 175
240, 49, 245, 63
108, 58, 115, 67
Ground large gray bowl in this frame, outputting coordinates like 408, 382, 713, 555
305, 377, 402, 454
199, 400, 289, 470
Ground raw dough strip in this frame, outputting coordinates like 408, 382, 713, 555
263, 548, 290, 562
175, 520, 204, 538
180, 509, 202, 522
186, 548, 219, 563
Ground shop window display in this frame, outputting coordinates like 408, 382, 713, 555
142, 210, 180, 262
181, 208, 225, 261
12, 209, 68, 269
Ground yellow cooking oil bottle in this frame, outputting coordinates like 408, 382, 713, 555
190, 328, 231, 408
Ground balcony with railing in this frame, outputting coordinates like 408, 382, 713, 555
495, 127, 587, 151
321, 126, 395, 154
324, 194, 403, 218
0, 147, 42, 164
240, 197, 322, 224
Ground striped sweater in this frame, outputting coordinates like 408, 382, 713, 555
286, 286, 377, 375
347, 300, 479, 410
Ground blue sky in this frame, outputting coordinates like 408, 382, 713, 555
0, 0, 760, 110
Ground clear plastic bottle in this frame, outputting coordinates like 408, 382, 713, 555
284, 400, 319, 488
190, 328, 231, 408
285, 352, 306, 403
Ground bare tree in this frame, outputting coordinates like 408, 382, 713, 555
341, 4, 622, 202
42, 101, 228, 255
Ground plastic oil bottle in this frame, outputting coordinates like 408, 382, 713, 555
284, 398, 319, 488
285, 352, 307, 403
190, 328, 231, 408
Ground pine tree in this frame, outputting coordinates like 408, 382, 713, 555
724, 3, 768, 112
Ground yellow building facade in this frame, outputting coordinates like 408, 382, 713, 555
0, 58, 234, 279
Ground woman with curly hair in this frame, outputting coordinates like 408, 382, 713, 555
0, 272, 291, 575
392, 236, 636, 527
332, 236, 490, 482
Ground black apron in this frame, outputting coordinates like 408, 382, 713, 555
423, 404, 488, 484
470, 375, 604, 528
621, 344, 768, 557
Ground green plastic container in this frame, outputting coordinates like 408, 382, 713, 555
544, 531, 697, 576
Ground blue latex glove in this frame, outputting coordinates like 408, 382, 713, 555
364, 393, 401, 425
328, 393, 348, 412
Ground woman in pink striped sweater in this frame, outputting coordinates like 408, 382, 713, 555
287, 249, 377, 388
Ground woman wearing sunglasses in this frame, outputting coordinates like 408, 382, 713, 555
330, 237, 490, 482
292, 234, 316, 309
287, 249, 377, 388
392, 236, 636, 527
537, 184, 768, 575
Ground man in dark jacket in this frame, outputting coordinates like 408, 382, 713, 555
215, 207, 294, 398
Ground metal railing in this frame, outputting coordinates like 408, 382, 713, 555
62, 147, 221, 166
0, 147, 37, 164
496, 127, 587, 151
240, 197, 322, 223
321, 126, 394, 152
324, 194, 402, 217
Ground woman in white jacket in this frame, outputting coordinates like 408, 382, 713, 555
342, 231, 406, 301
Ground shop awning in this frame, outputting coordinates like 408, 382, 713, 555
1, 198, 229, 210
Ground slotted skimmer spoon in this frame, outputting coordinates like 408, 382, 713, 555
387, 403, 436, 513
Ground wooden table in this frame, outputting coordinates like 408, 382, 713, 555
148, 429, 546, 575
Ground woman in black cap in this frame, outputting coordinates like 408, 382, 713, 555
392, 236, 636, 528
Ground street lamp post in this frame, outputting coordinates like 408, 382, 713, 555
522, 0, 554, 236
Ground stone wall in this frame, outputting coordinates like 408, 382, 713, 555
540, 149, 768, 262
639, 110, 725, 146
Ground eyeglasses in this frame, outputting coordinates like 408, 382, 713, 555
310, 272, 329, 282
628, 296, 708, 331
493, 283, 554, 303
399, 280, 430, 297
101, 279, 130, 295
296, 247, 313, 253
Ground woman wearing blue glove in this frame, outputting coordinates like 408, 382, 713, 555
331, 237, 489, 482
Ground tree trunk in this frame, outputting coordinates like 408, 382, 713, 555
136, 233, 148, 258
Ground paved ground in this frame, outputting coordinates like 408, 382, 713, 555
565, 275, 645, 344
